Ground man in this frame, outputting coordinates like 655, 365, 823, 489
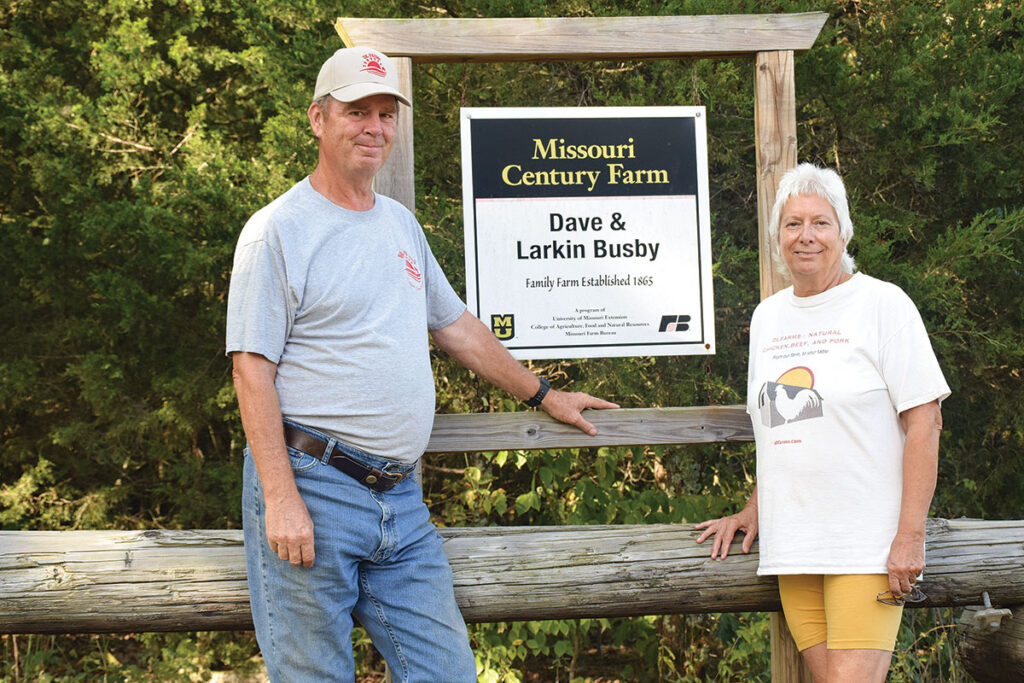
226, 47, 618, 682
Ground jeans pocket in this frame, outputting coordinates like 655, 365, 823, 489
286, 446, 321, 472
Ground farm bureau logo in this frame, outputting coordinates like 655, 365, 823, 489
758, 366, 824, 428
658, 314, 691, 332
361, 53, 387, 77
491, 314, 515, 340
397, 250, 423, 290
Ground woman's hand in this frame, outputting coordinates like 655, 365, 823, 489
887, 530, 925, 597
695, 494, 759, 560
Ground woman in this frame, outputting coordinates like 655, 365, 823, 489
695, 163, 949, 682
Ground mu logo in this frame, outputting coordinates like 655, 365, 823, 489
491, 314, 515, 340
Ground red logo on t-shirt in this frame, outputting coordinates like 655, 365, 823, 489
362, 53, 387, 78
398, 250, 423, 290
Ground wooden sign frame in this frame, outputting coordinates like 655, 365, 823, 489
336, 12, 827, 681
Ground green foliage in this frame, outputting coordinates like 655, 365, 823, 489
0, 631, 263, 682
2, 0, 1022, 680
889, 608, 966, 683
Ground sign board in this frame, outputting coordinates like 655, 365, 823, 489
461, 107, 714, 360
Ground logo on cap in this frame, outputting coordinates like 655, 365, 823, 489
361, 53, 387, 78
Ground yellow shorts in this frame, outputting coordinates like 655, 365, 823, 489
777, 574, 903, 651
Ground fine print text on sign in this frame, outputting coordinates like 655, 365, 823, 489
461, 107, 714, 360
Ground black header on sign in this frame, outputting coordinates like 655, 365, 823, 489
469, 116, 698, 199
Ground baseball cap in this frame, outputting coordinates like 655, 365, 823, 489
313, 47, 411, 106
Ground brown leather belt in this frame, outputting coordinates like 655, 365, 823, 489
283, 423, 412, 492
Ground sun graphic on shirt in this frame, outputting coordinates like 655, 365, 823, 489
776, 366, 814, 389
758, 366, 823, 428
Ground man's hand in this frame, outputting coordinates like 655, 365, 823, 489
539, 389, 619, 436
265, 491, 316, 568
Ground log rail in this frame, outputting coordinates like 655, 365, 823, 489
1, 519, 1021, 634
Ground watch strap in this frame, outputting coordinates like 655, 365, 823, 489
525, 376, 550, 407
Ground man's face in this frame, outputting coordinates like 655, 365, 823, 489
309, 94, 398, 177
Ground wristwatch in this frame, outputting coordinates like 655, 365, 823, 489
525, 376, 550, 407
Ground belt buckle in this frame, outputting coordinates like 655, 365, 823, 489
380, 466, 411, 487
363, 466, 408, 490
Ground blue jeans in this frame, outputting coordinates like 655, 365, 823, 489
242, 422, 476, 682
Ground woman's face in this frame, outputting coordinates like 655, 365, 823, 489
779, 193, 846, 293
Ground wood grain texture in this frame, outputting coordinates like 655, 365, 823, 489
754, 50, 797, 299
425, 405, 754, 453
2, 519, 1021, 633
333, 14, 828, 63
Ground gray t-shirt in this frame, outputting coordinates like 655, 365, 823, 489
226, 178, 466, 463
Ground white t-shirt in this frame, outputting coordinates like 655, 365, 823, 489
226, 178, 466, 463
747, 273, 950, 575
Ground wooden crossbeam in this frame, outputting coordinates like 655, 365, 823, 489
426, 405, 752, 453
334, 13, 828, 63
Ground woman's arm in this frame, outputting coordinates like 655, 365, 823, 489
887, 399, 942, 596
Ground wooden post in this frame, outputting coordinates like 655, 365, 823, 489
771, 614, 813, 682
753, 49, 809, 683
373, 56, 416, 212
754, 50, 797, 300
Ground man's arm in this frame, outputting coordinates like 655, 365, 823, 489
887, 399, 942, 596
232, 351, 315, 568
430, 310, 619, 434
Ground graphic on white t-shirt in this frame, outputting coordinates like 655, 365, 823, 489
758, 366, 823, 428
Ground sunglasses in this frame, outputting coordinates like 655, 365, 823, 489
876, 586, 927, 606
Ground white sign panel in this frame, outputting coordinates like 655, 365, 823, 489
461, 107, 714, 360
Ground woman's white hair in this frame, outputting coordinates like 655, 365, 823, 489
767, 163, 857, 277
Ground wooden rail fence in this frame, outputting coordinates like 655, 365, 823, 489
2, 517, 1022, 634
2, 408, 1021, 682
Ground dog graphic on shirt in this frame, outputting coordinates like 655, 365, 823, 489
759, 366, 823, 428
